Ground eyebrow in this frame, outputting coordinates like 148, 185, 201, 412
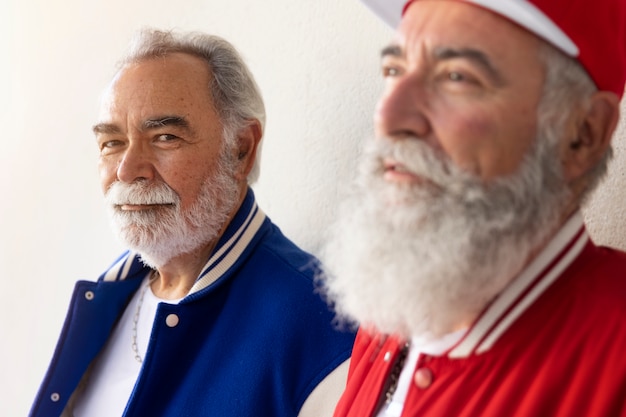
142, 116, 190, 131
381, 44, 403, 59
380, 43, 505, 86
92, 122, 121, 135
433, 47, 504, 85
92, 116, 191, 135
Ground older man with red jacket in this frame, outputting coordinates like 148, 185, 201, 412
321, 0, 626, 416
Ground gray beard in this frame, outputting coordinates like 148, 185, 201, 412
320, 135, 570, 339
105, 150, 240, 269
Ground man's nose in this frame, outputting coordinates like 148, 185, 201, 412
374, 73, 432, 141
116, 142, 155, 183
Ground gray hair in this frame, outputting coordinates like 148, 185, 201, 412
118, 28, 266, 183
537, 43, 611, 203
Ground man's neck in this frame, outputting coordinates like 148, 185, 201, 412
150, 243, 219, 299
148, 185, 249, 300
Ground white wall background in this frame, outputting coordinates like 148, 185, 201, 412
0, 1, 624, 415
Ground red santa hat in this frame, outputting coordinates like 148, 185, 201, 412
360, 0, 626, 97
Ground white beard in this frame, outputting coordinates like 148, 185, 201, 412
105, 150, 240, 268
320, 135, 570, 339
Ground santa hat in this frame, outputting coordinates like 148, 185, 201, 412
360, 0, 626, 97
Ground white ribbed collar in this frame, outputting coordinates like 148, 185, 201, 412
448, 212, 588, 358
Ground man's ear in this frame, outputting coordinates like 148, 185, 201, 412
234, 119, 262, 181
561, 91, 620, 182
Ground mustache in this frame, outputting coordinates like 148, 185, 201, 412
105, 181, 180, 206
364, 137, 472, 190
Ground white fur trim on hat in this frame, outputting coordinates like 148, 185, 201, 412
360, 0, 579, 56
465, 0, 578, 56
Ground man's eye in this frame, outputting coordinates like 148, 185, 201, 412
382, 66, 401, 77
100, 140, 123, 150
156, 134, 179, 142
448, 71, 466, 82
445, 71, 481, 85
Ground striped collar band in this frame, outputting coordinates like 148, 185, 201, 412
100, 188, 266, 298
447, 212, 588, 358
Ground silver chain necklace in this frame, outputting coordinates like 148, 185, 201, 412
384, 342, 410, 406
131, 272, 158, 363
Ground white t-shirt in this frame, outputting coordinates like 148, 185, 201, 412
376, 330, 467, 417
72, 275, 181, 417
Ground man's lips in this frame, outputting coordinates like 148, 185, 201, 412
383, 159, 421, 183
117, 203, 174, 211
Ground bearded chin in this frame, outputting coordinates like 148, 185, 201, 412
106, 152, 240, 269
320, 136, 570, 340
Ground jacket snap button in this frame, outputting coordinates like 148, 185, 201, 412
165, 314, 179, 327
50, 392, 60, 402
84, 291, 95, 300
414, 367, 433, 389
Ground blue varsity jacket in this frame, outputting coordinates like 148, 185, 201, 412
30, 189, 355, 417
